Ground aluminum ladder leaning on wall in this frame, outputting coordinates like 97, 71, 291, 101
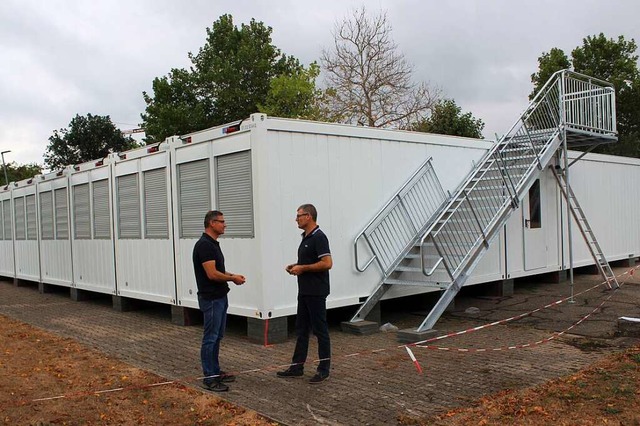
415, 69, 618, 333
551, 166, 618, 288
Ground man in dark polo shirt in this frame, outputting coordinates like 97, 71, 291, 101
277, 204, 333, 384
193, 210, 246, 392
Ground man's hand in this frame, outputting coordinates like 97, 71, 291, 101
288, 265, 305, 276
285, 264, 296, 275
231, 274, 246, 285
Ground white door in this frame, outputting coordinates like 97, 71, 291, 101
523, 179, 547, 270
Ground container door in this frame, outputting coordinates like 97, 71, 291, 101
523, 179, 546, 270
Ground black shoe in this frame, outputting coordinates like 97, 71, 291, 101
202, 380, 229, 392
276, 368, 304, 378
309, 372, 329, 384
219, 371, 236, 383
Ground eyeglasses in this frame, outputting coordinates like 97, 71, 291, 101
212, 219, 225, 224
296, 213, 309, 219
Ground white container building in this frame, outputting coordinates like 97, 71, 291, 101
0, 70, 632, 341
12, 177, 40, 283
68, 157, 117, 295
111, 142, 177, 304
36, 169, 73, 287
0, 184, 14, 278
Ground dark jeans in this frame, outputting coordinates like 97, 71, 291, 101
291, 295, 331, 375
198, 295, 228, 385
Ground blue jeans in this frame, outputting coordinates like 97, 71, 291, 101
291, 295, 331, 375
198, 296, 228, 385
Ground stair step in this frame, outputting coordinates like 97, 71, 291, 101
394, 265, 422, 272
383, 278, 448, 289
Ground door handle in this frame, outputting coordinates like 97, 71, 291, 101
524, 219, 530, 228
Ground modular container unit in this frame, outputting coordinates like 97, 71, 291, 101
3, 114, 637, 325
0, 185, 14, 278
502, 152, 640, 281
559, 152, 640, 268
112, 141, 177, 304
169, 114, 505, 319
68, 157, 117, 294
37, 169, 73, 287
12, 177, 40, 282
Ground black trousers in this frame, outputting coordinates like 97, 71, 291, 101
291, 295, 331, 375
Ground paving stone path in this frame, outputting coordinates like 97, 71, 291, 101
1, 267, 639, 425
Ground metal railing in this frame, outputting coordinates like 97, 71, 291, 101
420, 69, 616, 282
354, 157, 446, 275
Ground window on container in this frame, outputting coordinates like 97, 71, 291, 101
14, 197, 25, 240
3, 200, 11, 240
39, 191, 54, 240
216, 150, 254, 238
177, 159, 210, 238
117, 174, 141, 239
54, 188, 69, 240
143, 168, 168, 239
528, 179, 541, 229
93, 179, 111, 239
73, 184, 91, 239
26, 194, 37, 240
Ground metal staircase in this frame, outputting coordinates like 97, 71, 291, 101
551, 166, 619, 288
351, 70, 617, 332
352, 158, 447, 321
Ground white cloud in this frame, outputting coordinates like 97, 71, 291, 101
1, 0, 639, 165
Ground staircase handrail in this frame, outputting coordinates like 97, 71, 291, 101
354, 157, 441, 272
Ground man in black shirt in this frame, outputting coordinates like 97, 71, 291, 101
277, 204, 333, 384
193, 210, 246, 392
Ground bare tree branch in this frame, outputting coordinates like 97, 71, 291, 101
321, 7, 440, 128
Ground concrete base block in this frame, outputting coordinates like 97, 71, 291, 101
38, 282, 55, 293
487, 279, 514, 297
617, 317, 640, 337
70, 288, 95, 301
247, 317, 287, 344
397, 327, 439, 344
15, 278, 32, 287
341, 320, 379, 336
171, 305, 202, 326
548, 269, 568, 284
112, 295, 142, 312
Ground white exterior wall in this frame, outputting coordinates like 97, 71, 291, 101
561, 152, 640, 266
0, 188, 14, 278
37, 173, 73, 286
69, 162, 116, 294
249, 116, 496, 317
13, 180, 40, 282
113, 146, 176, 304
171, 130, 261, 316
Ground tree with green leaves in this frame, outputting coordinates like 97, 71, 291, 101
142, 15, 303, 142
530, 34, 640, 157
411, 99, 485, 139
258, 62, 325, 120
1, 162, 42, 185
44, 113, 139, 170
321, 7, 439, 128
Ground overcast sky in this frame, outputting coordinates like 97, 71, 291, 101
1, 0, 639, 167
